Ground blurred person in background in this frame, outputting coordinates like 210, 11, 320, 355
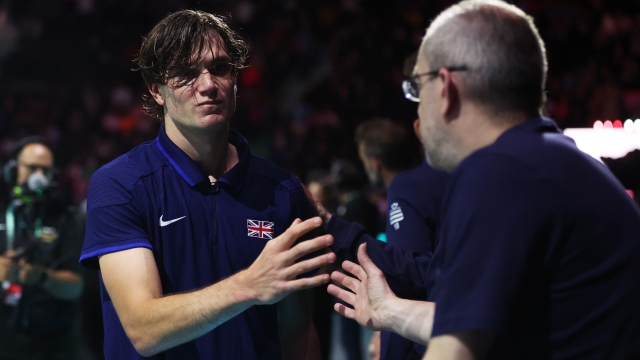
304, 168, 338, 360
331, 160, 378, 240
325, 1, 640, 359
329, 159, 378, 360
355, 118, 418, 190
79, 10, 333, 360
0, 136, 84, 360
355, 118, 449, 360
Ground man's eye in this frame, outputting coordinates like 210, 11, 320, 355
209, 63, 232, 77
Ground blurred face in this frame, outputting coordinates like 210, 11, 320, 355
16, 143, 54, 186
151, 35, 237, 132
307, 181, 328, 205
414, 53, 457, 172
358, 142, 384, 186
357, 142, 382, 186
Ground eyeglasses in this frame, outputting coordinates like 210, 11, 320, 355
19, 162, 54, 177
182, 62, 234, 81
402, 66, 468, 102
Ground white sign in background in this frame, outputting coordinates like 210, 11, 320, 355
564, 122, 640, 160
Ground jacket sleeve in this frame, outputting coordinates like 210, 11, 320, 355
327, 215, 432, 300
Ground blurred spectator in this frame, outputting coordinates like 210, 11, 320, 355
355, 118, 419, 188
329, 159, 378, 360
0, 137, 83, 360
0, 0, 639, 207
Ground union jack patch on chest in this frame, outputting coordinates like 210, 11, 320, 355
247, 220, 274, 239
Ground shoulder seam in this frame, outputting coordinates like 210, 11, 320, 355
90, 163, 168, 209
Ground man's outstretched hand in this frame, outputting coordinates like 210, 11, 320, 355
239, 217, 336, 305
327, 243, 396, 331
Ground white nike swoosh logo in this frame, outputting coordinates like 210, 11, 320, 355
160, 215, 186, 227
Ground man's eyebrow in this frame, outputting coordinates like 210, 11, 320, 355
213, 56, 232, 62
205, 55, 232, 63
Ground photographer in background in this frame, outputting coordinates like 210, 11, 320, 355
0, 137, 84, 360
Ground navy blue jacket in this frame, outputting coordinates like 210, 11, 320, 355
381, 162, 449, 360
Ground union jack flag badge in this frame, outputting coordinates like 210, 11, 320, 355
247, 220, 274, 239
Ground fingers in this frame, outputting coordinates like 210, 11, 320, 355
327, 283, 356, 305
283, 273, 330, 291
275, 217, 323, 250
342, 259, 367, 281
356, 243, 381, 277
330, 270, 360, 293
285, 252, 336, 278
334, 302, 355, 320
283, 234, 333, 263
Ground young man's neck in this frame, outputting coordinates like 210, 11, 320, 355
164, 119, 239, 181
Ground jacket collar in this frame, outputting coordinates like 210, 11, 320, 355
155, 125, 250, 192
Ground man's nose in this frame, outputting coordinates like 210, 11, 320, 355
196, 70, 219, 93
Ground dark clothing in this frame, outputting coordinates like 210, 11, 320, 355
381, 163, 449, 360
335, 193, 379, 360
602, 149, 640, 189
81, 128, 316, 360
336, 192, 378, 237
0, 198, 83, 360
328, 117, 640, 359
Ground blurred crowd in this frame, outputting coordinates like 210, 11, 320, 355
0, 0, 637, 207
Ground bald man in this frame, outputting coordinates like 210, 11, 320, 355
0, 138, 84, 360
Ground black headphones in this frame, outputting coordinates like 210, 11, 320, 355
3, 136, 56, 186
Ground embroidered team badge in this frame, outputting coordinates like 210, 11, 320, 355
389, 202, 405, 230
247, 220, 274, 239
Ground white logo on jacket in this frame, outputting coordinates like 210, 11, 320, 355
160, 215, 186, 227
389, 202, 404, 230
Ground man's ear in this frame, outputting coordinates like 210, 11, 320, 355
438, 69, 460, 119
149, 84, 165, 106
413, 119, 422, 142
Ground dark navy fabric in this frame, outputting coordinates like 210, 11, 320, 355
329, 216, 433, 300
328, 117, 640, 359
81, 127, 315, 360
385, 162, 450, 252
380, 162, 449, 360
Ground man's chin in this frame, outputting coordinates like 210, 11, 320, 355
425, 152, 453, 173
198, 112, 231, 126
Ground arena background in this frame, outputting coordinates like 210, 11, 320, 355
1, 0, 639, 359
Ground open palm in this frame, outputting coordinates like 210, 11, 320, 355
327, 243, 396, 331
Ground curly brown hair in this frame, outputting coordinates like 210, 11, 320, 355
134, 10, 249, 120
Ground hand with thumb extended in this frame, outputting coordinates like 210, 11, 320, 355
327, 242, 396, 331
239, 217, 336, 305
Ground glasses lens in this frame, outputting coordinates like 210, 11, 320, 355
209, 63, 233, 77
22, 164, 53, 176
402, 79, 420, 102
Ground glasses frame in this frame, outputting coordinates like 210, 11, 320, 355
18, 162, 54, 177
402, 66, 469, 102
